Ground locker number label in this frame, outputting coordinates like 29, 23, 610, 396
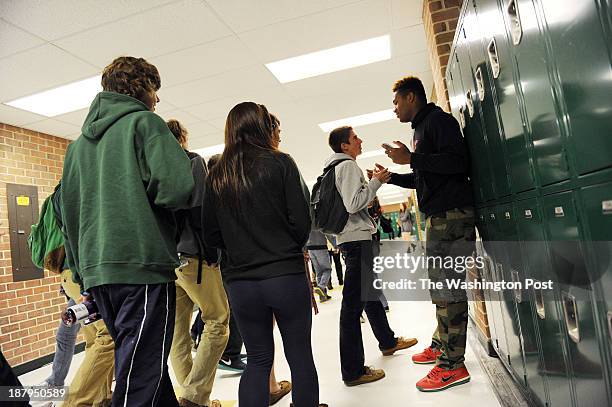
603, 200, 612, 215
554, 206, 565, 217
16, 196, 30, 206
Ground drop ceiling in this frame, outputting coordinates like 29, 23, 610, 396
0, 0, 430, 204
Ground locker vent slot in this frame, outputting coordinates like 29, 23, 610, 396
475, 67, 485, 101
487, 39, 500, 78
562, 292, 580, 343
535, 282, 545, 319
507, 0, 523, 45
511, 269, 521, 303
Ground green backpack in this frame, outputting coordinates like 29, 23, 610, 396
28, 186, 65, 271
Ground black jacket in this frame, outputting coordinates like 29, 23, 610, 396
389, 103, 473, 217
202, 150, 311, 282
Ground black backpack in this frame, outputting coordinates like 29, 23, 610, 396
311, 159, 351, 234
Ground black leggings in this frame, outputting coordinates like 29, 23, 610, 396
225, 273, 319, 407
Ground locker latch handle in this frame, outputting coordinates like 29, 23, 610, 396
507, 0, 523, 46
562, 292, 580, 343
534, 281, 545, 319
458, 106, 466, 129
487, 39, 500, 78
475, 67, 485, 101
603, 200, 612, 215
608, 311, 612, 341
466, 90, 474, 118
511, 269, 521, 303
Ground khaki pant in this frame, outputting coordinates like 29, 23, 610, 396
170, 259, 229, 405
59, 270, 115, 407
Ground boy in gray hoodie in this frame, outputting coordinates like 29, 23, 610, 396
325, 126, 417, 386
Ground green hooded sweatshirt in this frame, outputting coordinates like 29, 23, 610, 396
61, 92, 194, 291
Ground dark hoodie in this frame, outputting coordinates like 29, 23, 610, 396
389, 103, 473, 217
61, 92, 194, 290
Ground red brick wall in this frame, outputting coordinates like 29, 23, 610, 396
422, 0, 463, 112
0, 123, 78, 368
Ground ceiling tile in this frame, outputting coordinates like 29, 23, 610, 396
238, 0, 392, 62
185, 121, 220, 137
54, 108, 88, 127
392, 25, 427, 57
23, 118, 81, 138
0, 0, 176, 41
54, 0, 232, 67
189, 131, 224, 150
0, 19, 45, 59
0, 103, 46, 127
159, 65, 281, 108
205, 0, 359, 33
0, 44, 99, 102
150, 36, 259, 88
158, 109, 203, 126
391, 0, 423, 29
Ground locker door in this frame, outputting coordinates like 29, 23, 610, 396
476, 0, 535, 193
542, 191, 610, 406
484, 207, 510, 360
516, 198, 571, 407
495, 203, 528, 384
501, 0, 570, 186
456, 30, 497, 202
579, 181, 612, 402
537, 0, 612, 176
467, 0, 512, 198
449, 49, 484, 205
511, 201, 548, 406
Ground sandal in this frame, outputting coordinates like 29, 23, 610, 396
269, 380, 292, 405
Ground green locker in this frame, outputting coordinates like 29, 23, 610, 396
511, 201, 548, 407
484, 207, 511, 360
495, 203, 528, 383
455, 31, 497, 202
464, 0, 512, 198
448, 49, 485, 205
536, 0, 612, 176
499, 0, 569, 186
476, 208, 507, 358
577, 181, 612, 401
474, 0, 535, 193
515, 198, 571, 406
541, 191, 609, 406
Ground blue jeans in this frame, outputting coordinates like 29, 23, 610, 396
308, 249, 332, 290
45, 298, 80, 386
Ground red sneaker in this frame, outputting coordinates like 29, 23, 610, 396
411, 346, 442, 364
416, 366, 470, 392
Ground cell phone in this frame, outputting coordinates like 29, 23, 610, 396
382, 143, 394, 150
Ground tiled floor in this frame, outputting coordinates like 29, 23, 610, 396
20, 241, 502, 406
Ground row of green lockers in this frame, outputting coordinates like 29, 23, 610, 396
444, 0, 612, 405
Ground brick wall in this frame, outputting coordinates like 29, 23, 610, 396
0, 123, 78, 368
422, 0, 463, 112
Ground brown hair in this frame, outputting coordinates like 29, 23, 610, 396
392, 76, 427, 103
328, 126, 353, 153
101, 56, 161, 105
208, 102, 276, 211
166, 119, 188, 147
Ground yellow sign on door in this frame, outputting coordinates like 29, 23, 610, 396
16, 196, 30, 206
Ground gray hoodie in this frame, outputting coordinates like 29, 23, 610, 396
324, 153, 382, 244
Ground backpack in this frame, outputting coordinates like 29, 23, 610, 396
311, 159, 351, 234
28, 184, 65, 273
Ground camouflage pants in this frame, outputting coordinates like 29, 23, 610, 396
426, 207, 475, 369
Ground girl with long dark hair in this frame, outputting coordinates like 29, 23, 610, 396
203, 102, 323, 407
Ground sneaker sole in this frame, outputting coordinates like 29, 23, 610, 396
381, 339, 418, 356
416, 375, 471, 392
344, 372, 386, 387
217, 364, 244, 373
412, 359, 437, 364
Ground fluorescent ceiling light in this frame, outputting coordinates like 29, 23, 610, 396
318, 109, 395, 132
192, 144, 225, 158
5, 75, 102, 117
266, 35, 391, 83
